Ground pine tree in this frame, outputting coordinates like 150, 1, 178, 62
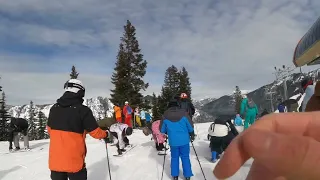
28, 101, 37, 140
234, 86, 242, 114
157, 65, 181, 114
37, 111, 47, 140
110, 20, 148, 108
70, 65, 79, 79
0, 92, 10, 141
179, 67, 192, 100
151, 93, 161, 119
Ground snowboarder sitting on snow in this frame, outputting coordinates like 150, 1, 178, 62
8, 117, 30, 151
160, 99, 195, 180
109, 122, 133, 155
151, 120, 167, 152
47, 79, 108, 180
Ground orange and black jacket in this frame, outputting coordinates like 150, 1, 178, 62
47, 92, 107, 173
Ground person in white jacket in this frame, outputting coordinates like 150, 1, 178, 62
208, 118, 238, 162
301, 79, 316, 112
109, 123, 133, 155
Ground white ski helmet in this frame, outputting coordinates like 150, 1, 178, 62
125, 101, 129, 104
64, 79, 85, 97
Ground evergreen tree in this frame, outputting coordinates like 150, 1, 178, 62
157, 65, 180, 114
234, 86, 242, 114
110, 20, 148, 108
179, 67, 192, 100
28, 101, 37, 140
37, 111, 47, 140
151, 93, 161, 119
0, 92, 10, 141
70, 65, 79, 79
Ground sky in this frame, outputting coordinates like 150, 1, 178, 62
0, 0, 320, 105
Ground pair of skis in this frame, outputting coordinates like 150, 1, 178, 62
113, 144, 137, 157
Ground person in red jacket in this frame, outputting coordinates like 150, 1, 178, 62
123, 101, 133, 127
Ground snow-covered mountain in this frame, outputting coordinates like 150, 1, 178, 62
8, 97, 114, 120
202, 69, 320, 117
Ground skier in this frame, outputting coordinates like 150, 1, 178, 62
240, 97, 258, 129
113, 105, 122, 123
239, 94, 248, 118
140, 108, 146, 127
123, 101, 133, 127
207, 118, 228, 162
47, 79, 108, 180
160, 99, 195, 180
8, 117, 30, 151
234, 114, 243, 126
179, 93, 196, 119
151, 120, 167, 152
145, 111, 152, 129
301, 78, 315, 112
109, 122, 133, 155
134, 106, 142, 127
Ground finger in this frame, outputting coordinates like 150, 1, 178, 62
250, 112, 320, 141
243, 129, 320, 180
246, 161, 279, 180
214, 112, 320, 179
213, 133, 250, 179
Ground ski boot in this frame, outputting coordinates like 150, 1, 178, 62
117, 149, 123, 155
14, 147, 20, 151
24, 147, 31, 151
173, 177, 178, 180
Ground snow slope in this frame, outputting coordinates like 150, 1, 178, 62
0, 122, 251, 180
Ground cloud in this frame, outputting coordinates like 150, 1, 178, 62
0, 0, 320, 105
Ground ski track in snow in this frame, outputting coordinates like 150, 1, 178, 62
0, 123, 251, 180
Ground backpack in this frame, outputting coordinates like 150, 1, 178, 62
180, 101, 190, 113
247, 99, 256, 108
127, 106, 132, 114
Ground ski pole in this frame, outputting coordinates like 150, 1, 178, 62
191, 142, 207, 180
160, 138, 168, 180
105, 141, 112, 180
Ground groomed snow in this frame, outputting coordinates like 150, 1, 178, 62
0, 122, 251, 180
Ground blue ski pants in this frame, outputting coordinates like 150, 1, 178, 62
170, 144, 193, 178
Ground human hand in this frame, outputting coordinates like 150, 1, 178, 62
213, 112, 320, 180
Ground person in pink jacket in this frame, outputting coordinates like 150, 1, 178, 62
151, 120, 167, 151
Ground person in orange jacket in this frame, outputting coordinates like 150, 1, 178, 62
123, 101, 133, 127
47, 79, 108, 180
113, 105, 122, 123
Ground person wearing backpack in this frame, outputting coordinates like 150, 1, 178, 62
243, 98, 258, 129
207, 118, 230, 163
179, 93, 195, 119
123, 101, 133, 128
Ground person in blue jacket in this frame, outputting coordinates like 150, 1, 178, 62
145, 112, 152, 130
160, 99, 195, 180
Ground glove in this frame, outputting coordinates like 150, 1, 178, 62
102, 130, 110, 143
189, 132, 195, 142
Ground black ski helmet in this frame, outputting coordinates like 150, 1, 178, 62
125, 127, 133, 136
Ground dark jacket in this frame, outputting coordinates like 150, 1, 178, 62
47, 92, 107, 173
10, 118, 28, 131
306, 82, 320, 112
160, 106, 194, 146
179, 99, 195, 117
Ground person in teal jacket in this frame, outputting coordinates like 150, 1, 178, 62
240, 95, 258, 129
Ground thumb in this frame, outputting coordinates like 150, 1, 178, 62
243, 129, 320, 179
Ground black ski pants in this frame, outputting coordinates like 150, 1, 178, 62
110, 132, 129, 150
51, 168, 87, 180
